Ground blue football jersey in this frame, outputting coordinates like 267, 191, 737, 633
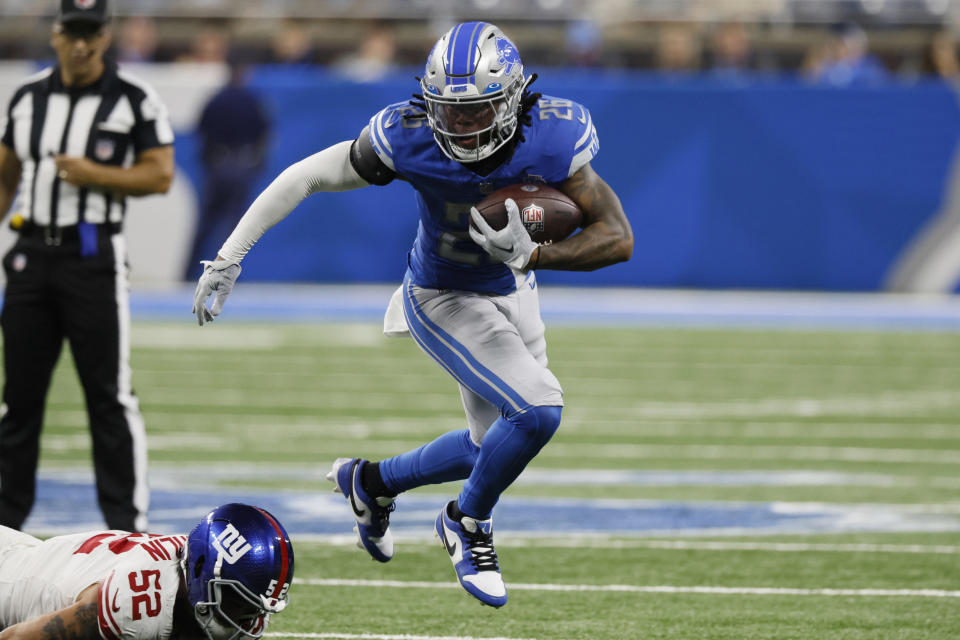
364, 95, 599, 295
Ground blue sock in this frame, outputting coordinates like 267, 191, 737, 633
378, 429, 479, 494
458, 405, 562, 519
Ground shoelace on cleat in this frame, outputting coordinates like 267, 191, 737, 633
463, 527, 500, 572
372, 498, 396, 531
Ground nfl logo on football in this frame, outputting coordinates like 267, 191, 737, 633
521, 204, 544, 234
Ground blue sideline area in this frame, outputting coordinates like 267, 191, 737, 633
179, 68, 960, 292
139, 284, 960, 330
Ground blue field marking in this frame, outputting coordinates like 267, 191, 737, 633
22, 474, 960, 538
141, 285, 960, 330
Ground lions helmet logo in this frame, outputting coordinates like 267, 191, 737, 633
495, 36, 521, 76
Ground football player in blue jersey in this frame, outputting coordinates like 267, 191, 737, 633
193, 21, 632, 608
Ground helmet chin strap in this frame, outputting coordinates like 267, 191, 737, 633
519, 74, 534, 96
260, 593, 287, 613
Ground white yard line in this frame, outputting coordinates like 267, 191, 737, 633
131, 324, 384, 349
46, 389, 960, 427
43, 409, 960, 443
295, 578, 960, 598
289, 534, 960, 554
492, 538, 960, 554
542, 442, 960, 465
513, 469, 960, 489
93, 388, 458, 410
35, 464, 960, 494
266, 633, 535, 640
557, 419, 960, 441
572, 390, 960, 419
40, 430, 960, 464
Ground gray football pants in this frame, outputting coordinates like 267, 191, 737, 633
399, 270, 563, 445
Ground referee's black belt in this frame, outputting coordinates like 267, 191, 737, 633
16, 221, 123, 246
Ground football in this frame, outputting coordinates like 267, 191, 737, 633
473, 183, 583, 245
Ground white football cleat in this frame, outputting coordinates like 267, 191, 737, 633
327, 457, 395, 562
435, 500, 506, 607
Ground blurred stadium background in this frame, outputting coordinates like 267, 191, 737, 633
4, 0, 960, 291
2, 1, 959, 638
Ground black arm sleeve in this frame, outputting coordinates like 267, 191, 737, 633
350, 125, 396, 186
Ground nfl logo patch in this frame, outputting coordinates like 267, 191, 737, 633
95, 138, 115, 161
522, 204, 544, 234
11, 253, 26, 272
75, 0, 96, 9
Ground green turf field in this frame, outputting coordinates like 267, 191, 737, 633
29, 322, 960, 639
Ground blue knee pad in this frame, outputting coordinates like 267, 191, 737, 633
459, 405, 562, 519
512, 404, 562, 449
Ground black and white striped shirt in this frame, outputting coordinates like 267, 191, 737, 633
1, 61, 173, 228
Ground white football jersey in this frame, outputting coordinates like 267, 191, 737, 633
0, 526, 187, 640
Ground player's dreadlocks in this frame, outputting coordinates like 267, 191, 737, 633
513, 73, 542, 143
406, 73, 542, 169
405, 81, 428, 117
508, 73, 542, 153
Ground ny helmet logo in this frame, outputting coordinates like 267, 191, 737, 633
211, 524, 252, 564
74, 0, 96, 9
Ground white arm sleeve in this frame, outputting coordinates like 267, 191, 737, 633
217, 140, 367, 263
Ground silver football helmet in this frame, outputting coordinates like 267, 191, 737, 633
421, 22, 529, 163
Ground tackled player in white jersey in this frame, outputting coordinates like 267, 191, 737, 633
0, 504, 293, 640
193, 21, 632, 608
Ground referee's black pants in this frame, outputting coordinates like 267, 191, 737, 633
0, 229, 148, 532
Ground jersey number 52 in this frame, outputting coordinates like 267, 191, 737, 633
128, 569, 162, 620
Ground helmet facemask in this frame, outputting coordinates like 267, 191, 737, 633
422, 81, 523, 163
192, 577, 277, 640
420, 23, 528, 163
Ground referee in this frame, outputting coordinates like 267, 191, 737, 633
0, 0, 173, 531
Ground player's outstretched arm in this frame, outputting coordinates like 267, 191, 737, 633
192, 140, 369, 325
216, 140, 368, 263
0, 584, 100, 640
534, 163, 633, 272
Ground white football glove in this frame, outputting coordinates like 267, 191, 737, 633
192, 260, 241, 326
468, 198, 538, 270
